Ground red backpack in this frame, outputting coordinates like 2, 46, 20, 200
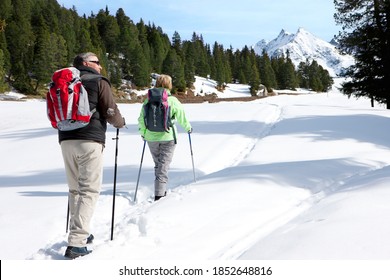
46, 67, 94, 131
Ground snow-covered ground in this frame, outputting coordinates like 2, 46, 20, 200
1, 78, 390, 279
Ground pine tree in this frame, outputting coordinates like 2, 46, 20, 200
309, 61, 326, 92
32, 13, 67, 91
148, 24, 170, 73
172, 31, 183, 58
240, 46, 252, 84
192, 33, 210, 78
212, 42, 227, 89
33, 0, 61, 34
32, 15, 55, 92
96, 8, 120, 55
162, 48, 185, 92
182, 41, 196, 88
318, 65, 333, 91
226, 47, 236, 82
248, 61, 260, 96
231, 49, 242, 83
258, 50, 277, 91
77, 24, 94, 53
0, 49, 8, 92
137, 19, 151, 74
284, 53, 299, 89
88, 15, 105, 54
58, 8, 78, 62
106, 55, 122, 88
296, 59, 332, 92
0, 0, 12, 21
334, 0, 390, 108
116, 8, 139, 80
0, 0, 12, 73
0, 26, 10, 74
130, 42, 150, 88
6, 0, 35, 93
297, 60, 310, 89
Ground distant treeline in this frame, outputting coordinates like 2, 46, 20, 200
0, 0, 333, 95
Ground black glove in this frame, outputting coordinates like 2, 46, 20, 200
188, 127, 193, 134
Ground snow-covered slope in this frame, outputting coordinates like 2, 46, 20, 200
253, 28, 354, 77
2, 78, 390, 264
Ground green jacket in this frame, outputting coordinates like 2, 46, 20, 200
138, 89, 192, 142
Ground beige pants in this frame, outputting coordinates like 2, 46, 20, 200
61, 140, 104, 247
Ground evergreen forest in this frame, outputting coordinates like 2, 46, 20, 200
0, 0, 333, 97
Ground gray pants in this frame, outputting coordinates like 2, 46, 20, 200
61, 140, 104, 247
147, 141, 176, 196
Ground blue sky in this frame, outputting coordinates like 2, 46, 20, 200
58, 0, 339, 49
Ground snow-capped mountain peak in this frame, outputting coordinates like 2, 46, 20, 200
253, 28, 354, 77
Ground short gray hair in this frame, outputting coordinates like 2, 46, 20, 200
73, 52, 97, 67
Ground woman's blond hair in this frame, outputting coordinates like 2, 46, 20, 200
156, 74, 172, 90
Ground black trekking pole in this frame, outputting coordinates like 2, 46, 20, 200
188, 132, 196, 182
110, 128, 120, 241
66, 199, 70, 233
133, 140, 146, 203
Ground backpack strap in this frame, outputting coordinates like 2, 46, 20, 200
80, 73, 106, 117
169, 102, 177, 144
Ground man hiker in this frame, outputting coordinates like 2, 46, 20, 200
59, 52, 125, 259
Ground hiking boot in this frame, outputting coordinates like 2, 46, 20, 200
86, 234, 94, 244
64, 246, 91, 259
155, 191, 167, 201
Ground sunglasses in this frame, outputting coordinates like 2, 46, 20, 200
87, 60, 100, 66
